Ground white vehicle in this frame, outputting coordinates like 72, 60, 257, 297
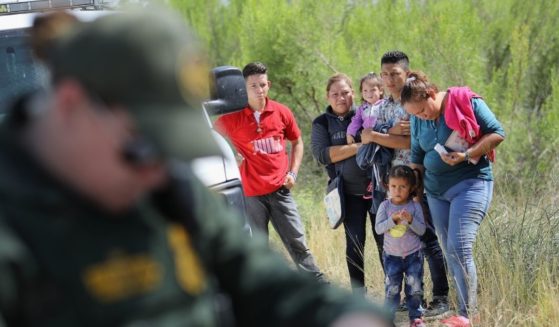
198, 66, 252, 233
0, 4, 251, 231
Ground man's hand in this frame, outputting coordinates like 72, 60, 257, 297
346, 134, 355, 144
361, 128, 375, 144
388, 120, 410, 136
283, 172, 296, 189
287, 136, 303, 189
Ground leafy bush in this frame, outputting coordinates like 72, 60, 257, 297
171, 0, 558, 175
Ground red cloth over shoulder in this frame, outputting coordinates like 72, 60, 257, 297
444, 86, 495, 162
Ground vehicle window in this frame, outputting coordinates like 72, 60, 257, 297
0, 28, 47, 112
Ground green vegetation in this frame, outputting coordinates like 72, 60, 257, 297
171, 0, 559, 325
172, 0, 559, 177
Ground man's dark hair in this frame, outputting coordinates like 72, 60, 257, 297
242, 62, 267, 79
381, 51, 410, 70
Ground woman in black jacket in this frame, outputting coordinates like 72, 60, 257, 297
311, 73, 384, 293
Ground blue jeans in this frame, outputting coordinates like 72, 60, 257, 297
245, 186, 323, 280
420, 198, 449, 298
343, 194, 384, 289
383, 250, 424, 320
427, 178, 493, 317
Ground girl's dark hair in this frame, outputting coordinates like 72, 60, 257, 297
386, 165, 421, 199
359, 72, 383, 102
400, 70, 439, 105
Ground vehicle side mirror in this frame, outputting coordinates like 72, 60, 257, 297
204, 66, 248, 116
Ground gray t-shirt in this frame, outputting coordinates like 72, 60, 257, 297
374, 200, 426, 257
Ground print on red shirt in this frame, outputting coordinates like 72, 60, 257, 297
251, 136, 283, 154
214, 99, 300, 196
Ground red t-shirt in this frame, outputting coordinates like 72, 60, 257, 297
214, 99, 301, 196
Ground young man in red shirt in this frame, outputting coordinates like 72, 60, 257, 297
215, 62, 324, 281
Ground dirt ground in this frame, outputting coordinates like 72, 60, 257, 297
394, 310, 454, 327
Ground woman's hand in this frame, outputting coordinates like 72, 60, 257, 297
441, 152, 467, 166
388, 120, 410, 136
328, 143, 361, 163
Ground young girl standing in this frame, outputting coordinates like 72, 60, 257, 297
375, 165, 426, 327
346, 72, 384, 144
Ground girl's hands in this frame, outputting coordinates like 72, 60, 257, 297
391, 210, 412, 224
400, 210, 412, 224
391, 211, 401, 223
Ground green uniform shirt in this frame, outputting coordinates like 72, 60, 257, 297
0, 104, 388, 326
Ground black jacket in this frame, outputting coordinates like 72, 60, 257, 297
310, 106, 369, 196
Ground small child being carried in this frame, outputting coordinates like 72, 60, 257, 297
375, 165, 427, 327
346, 72, 384, 144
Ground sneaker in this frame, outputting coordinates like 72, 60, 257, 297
363, 181, 373, 199
397, 301, 408, 312
424, 296, 450, 317
441, 315, 470, 327
410, 318, 426, 327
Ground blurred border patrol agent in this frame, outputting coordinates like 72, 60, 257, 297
0, 9, 391, 327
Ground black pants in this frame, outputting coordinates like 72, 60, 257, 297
342, 194, 384, 289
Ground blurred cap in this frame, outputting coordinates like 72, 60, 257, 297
49, 10, 222, 161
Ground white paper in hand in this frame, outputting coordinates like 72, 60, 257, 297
434, 143, 448, 156
445, 131, 480, 164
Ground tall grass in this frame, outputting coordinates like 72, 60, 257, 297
473, 166, 559, 326
270, 160, 559, 326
